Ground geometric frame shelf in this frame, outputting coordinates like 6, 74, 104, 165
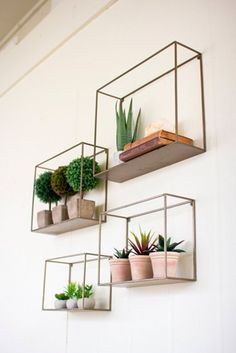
93, 41, 206, 183
31, 141, 108, 235
98, 193, 196, 288
42, 253, 112, 312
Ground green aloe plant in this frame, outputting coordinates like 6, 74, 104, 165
113, 248, 132, 259
128, 227, 157, 255
116, 99, 141, 151
64, 282, 77, 299
156, 235, 185, 253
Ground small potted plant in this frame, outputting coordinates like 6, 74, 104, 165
54, 293, 69, 309
64, 282, 77, 310
66, 157, 101, 219
35, 171, 61, 228
114, 99, 141, 164
128, 227, 157, 280
109, 248, 132, 282
77, 284, 95, 310
51, 166, 75, 224
150, 234, 185, 278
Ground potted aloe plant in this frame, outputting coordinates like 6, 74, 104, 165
35, 171, 61, 228
77, 284, 95, 310
128, 227, 157, 280
66, 157, 101, 220
51, 166, 75, 224
150, 235, 185, 278
54, 293, 69, 309
109, 248, 132, 282
64, 282, 77, 309
114, 99, 141, 164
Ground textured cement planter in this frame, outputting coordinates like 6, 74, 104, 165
37, 210, 52, 228
129, 255, 153, 280
77, 297, 95, 310
54, 300, 67, 309
52, 205, 68, 224
149, 252, 181, 278
109, 259, 132, 282
67, 195, 95, 219
66, 299, 77, 310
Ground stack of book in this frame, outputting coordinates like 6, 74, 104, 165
119, 130, 193, 162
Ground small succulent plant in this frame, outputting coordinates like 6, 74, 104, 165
55, 293, 69, 300
156, 235, 185, 253
76, 284, 93, 299
66, 157, 101, 194
64, 282, 77, 299
116, 99, 141, 151
113, 248, 132, 259
35, 171, 61, 209
128, 227, 157, 255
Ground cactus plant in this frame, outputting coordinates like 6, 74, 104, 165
116, 99, 141, 151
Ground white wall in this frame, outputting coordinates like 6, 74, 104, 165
0, 1, 235, 352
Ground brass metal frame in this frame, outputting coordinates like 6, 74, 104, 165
42, 252, 112, 311
93, 41, 206, 181
98, 193, 196, 288
31, 141, 108, 234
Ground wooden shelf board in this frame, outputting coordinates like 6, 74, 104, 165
96, 142, 205, 183
32, 217, 100, 235
99, 277, 196, 288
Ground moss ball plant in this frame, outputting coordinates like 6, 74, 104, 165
66, 157, 101, 194
51, 166, 75, 198
35, 171, 61, 209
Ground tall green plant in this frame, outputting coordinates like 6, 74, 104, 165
116, 99, 141, 151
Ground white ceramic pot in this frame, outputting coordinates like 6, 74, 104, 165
149, 252, 181, 278
54, 300, 67, 309
66, 298, 77, 310
77, 297, 95, 310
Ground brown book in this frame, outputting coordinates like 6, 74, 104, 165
124, 130, 193, 151
119, 137, 172, 162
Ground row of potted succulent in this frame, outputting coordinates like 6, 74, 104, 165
54, 282, 95, 310
35, 157, 101, 228
109, 227, 185, 282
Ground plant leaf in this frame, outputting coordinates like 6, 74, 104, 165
132, 108, 141, 142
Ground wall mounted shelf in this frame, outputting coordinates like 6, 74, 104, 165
98, 193, 196, 288
96, 142, 203, 183
31, 142, 108, 235
42, 253, 112, 312
93, 41, 206, 183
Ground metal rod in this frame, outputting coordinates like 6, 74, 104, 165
93, 91, 99, 175
129, 200, 191, 219
120, 54, 199, 100
176, 41, 201, 55
98, 41, 176, 91
103, 213, 128, 220
79, 143, 84, 203
82, 254, 87, 309
125, 218, 130, 249
174, 42, 179, 141
68, 264, 72, 283
104, 149, 109, 220
46, 252, 111, 262
36, 166, 55, 172
31, 166, 37, 231
164, 194, 167, 278
42, 261, 48, 310
192, 200, 197, 280
98, 215, 102, 285
98, 91, 121, 100
199, 54, 206, 151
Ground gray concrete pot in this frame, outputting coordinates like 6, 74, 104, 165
66, 298, 77, 310
37, 210, 52, 228
52, 205, 68, 224
54, 300, 67, 309
77, 297, 95, 310
67, 195, 95, 219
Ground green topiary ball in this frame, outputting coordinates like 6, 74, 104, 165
51, 166, 75, 197
35, 171, 61, 204
66, 157, 101, 193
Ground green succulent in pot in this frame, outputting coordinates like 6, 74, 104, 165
64, 282, 78, 310
110, 248, 132, 282
116, 99, 141, 151
113, 248, 132, 259
155, 235, 185, 253
54, 292, 69, 309
77, 284, 95, 309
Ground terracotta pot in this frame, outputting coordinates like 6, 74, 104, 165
66, 298, 77, 310
52, 205, 68, 224
37, 210, 52, 228
54, 300, 67, 309
67, 195, 95, 219
109, 259, 132, 282
129, 255, 153, 280
149, 252, 181, 278
77, 297, 95, 310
